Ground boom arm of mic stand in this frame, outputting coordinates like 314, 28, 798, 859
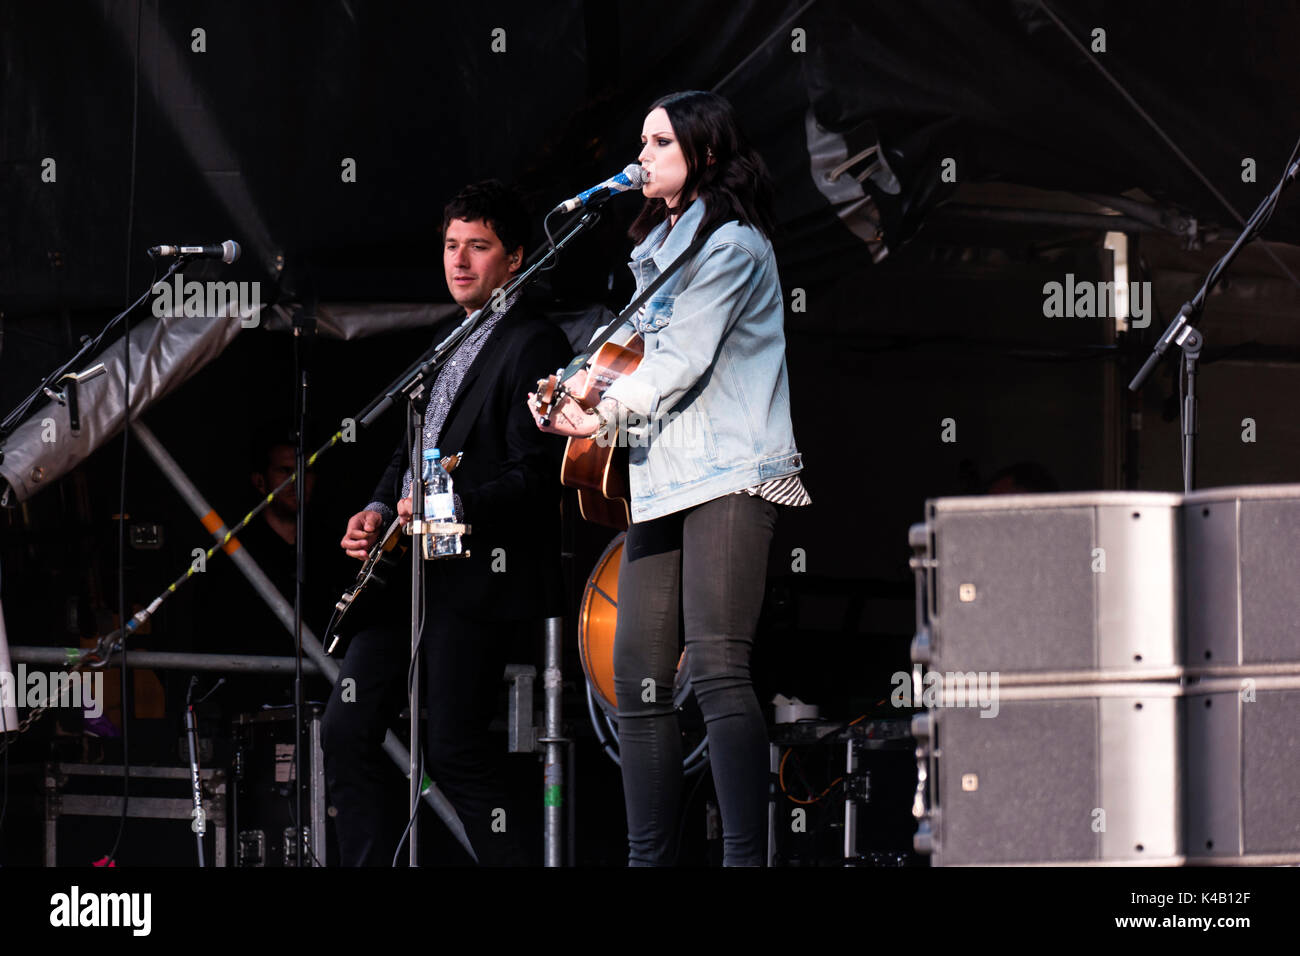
0, 258, 188, 449
1129, 144, 1299, 394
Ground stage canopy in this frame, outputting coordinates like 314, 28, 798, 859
5, 0, 1298, 317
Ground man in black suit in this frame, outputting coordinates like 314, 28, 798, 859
322, 181, 572, 865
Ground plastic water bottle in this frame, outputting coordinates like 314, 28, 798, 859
421, 448, 462, 556
422, 448, 455, 520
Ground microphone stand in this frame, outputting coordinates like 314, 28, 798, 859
184, 677, 205, 867
184, 675, 223, 868
0, 257, 188, 462
292, 300, 317, 866
404, 378, 425, 865
359, 207, 602, 867
1129, 145, 1300, 492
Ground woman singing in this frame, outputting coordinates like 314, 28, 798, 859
530, 90, 809, 865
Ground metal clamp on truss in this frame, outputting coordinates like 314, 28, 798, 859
41, 364, 107, 436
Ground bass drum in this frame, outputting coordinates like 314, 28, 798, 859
577, 533, 708, 773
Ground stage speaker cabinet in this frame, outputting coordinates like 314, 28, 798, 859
913, 685, 1183, 866
912, 492, 1184, 677
909, 485, 1300, 866
1183, 484, 1300, 669
1184, 678, 1300, 863
908, 681, 1300, 864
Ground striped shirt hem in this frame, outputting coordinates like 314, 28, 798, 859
737, 474, 811, 506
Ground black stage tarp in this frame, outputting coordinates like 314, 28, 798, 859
4, 0, 1298, 316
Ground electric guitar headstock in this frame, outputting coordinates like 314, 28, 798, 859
324, 451, 463, 656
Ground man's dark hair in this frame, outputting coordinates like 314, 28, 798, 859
441, 180, 531, 256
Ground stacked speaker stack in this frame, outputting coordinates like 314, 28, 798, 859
908, 485, 1300, 866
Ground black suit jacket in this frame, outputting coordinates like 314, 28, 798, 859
369, 300, 573, 622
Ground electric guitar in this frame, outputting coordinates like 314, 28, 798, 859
325, 452, 461, 656
532, 334, 643, 530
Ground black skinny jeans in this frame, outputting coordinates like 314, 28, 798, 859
613, 492, 778, 866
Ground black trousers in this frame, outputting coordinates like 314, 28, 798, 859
320, 607, 529, 866
613, 493, 778, 866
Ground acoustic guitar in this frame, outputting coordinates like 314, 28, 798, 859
532, 334, 643, 530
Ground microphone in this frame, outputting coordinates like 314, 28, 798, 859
552, 165, 645, 214
148, 240, 241, 264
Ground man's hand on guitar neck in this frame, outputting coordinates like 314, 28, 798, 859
340, 509, 385, 560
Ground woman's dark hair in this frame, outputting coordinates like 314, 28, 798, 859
628, 90, 775, 245
442, 179, 530, 255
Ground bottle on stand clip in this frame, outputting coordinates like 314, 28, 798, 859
421, 447, 463, 557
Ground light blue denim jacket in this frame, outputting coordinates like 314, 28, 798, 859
595, 198, 804, 522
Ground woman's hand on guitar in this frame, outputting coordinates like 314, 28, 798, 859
528, 390, 601, 437
528, 369, 600, 436
341, 509, 384, 560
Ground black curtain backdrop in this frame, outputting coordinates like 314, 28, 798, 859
4, 0, 1298, 316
